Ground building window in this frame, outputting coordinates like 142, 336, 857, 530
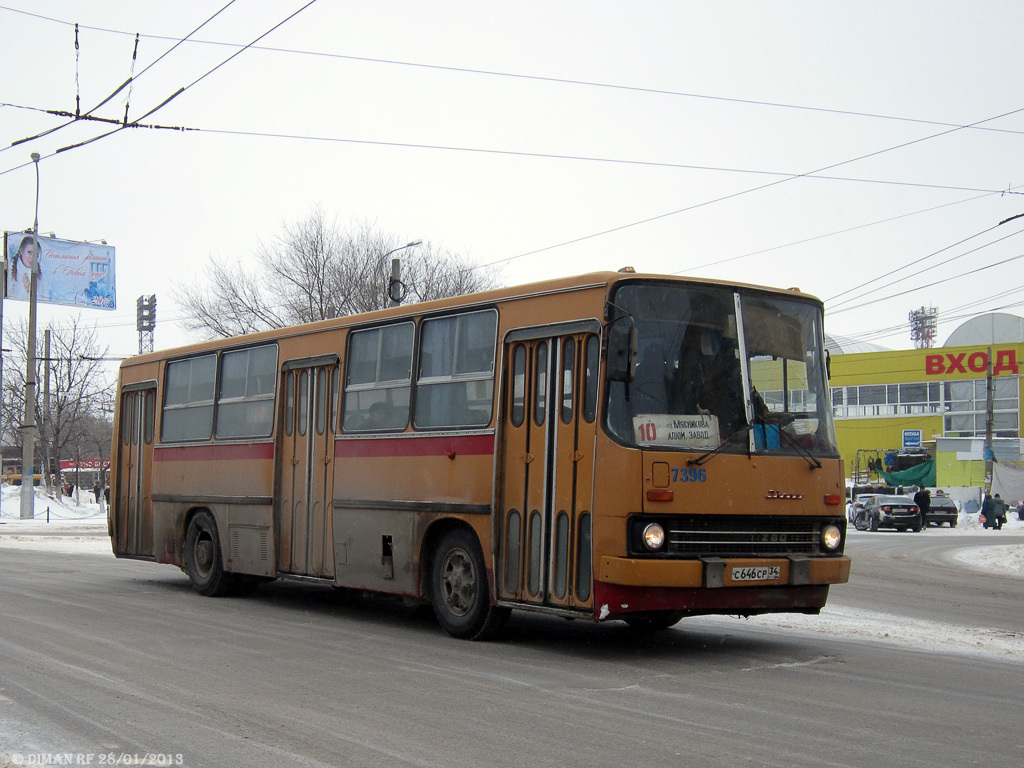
834, 377, 1018, 438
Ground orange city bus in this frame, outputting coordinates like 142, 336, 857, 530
110, 270, 850, 639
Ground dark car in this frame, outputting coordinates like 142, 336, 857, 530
847, 493, 881, 523
925, 496, 959, 528
853, 494, 922, 532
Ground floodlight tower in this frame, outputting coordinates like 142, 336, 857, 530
137, 294, 156, 354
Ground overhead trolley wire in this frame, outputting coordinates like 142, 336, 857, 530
4, 1, 1024, 301
54, 0, 320, 156
470, 104, 1024, 272
825, 224, 1024, 311
827, 251, 1024, 316
5, 0, 239, 152
678, 190, 1010, 276
4, 4, 1024, 141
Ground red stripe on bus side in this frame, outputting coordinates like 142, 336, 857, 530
154, 443, 275, 462
335, 433, 495, 458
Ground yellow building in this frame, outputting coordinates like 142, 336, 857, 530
827, 316, 1023, 487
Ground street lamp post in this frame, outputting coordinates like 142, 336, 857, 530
385, 240, 422, 307
20, 153, 41, 519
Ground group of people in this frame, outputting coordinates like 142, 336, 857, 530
59, 479, 108, 504
981, 493, 1012, 530
909, 487, 1020, 530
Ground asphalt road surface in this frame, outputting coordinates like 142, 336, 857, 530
1, 529, 1022, 768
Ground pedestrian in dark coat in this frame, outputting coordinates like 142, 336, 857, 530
981, 493, 995, 529
992, 494, 1007, 530
913, 488, 931, 528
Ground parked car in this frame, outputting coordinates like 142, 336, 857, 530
847, 493, 881, 523
852, 494, 922, 532
925, 496, 958, 528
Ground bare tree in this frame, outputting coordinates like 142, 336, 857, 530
68, 410, 114, 504
1, 315, 113, 488
175, 210, 499, 339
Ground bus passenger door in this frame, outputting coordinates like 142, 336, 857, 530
497, 326, 599, 612
116, 387, 155, 557
277, 361, 339, 579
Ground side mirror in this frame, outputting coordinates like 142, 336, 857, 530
606, 320, 638, 382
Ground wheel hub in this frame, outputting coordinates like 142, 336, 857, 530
440, 548, 476, 617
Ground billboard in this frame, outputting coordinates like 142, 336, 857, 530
4, 232, 116, 310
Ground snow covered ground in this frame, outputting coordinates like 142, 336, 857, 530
0, 485, 111, 555
2, 484, 1022, 662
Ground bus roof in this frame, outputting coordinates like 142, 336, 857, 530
123, 269, 821, 368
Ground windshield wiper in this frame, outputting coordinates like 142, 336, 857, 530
686, 417, 822, 469
687, 423, 754, 466
775, 421, 822, 469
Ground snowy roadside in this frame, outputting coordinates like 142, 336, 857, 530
0, 485, 112, 555
3, 484, 1023, 663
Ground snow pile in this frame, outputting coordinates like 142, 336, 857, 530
0, 484, 111, 555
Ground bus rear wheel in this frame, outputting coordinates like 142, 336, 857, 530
431, 528, 509, 640
185, 510, 236, 597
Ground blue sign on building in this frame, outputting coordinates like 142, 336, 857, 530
903, 429, 923, 448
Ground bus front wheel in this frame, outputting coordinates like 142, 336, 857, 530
185, 510, 235, 597
431, 528, 509, 640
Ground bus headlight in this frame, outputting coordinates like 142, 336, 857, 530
821, 524, 842, 552
642, 523, 666, 551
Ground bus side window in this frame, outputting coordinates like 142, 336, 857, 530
284, 371, 294, 436
343, 323, 413, 432
561, 337, 576, 425
331, 365, 339, 430
122, 394, 133, 445
583, 335, 599, 423
215, 345, 277, 439
511, 344, 526, 427
298, 370, 309, 436
315, 367, 327, 435
414, 310, 497, 429
144, 390, 155, 444
162, 354, 216, 442
533, 341, 547, 427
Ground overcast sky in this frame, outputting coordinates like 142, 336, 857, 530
3, 1, 1024, 363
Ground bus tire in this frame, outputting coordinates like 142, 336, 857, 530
431, 528, 509, 640
185, 510, 234, 597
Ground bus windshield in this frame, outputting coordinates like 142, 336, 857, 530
606, 282, 839, 457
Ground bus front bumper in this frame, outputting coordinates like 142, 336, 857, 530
599, 554, 851, 589
593, 555, 850, 620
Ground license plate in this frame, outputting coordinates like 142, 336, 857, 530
731, 565, 781, 582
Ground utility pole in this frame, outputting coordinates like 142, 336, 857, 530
43, 328, 51, 494
384, 241, 422, 307
983, 346, 995, 492
20, 153, 41, 519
